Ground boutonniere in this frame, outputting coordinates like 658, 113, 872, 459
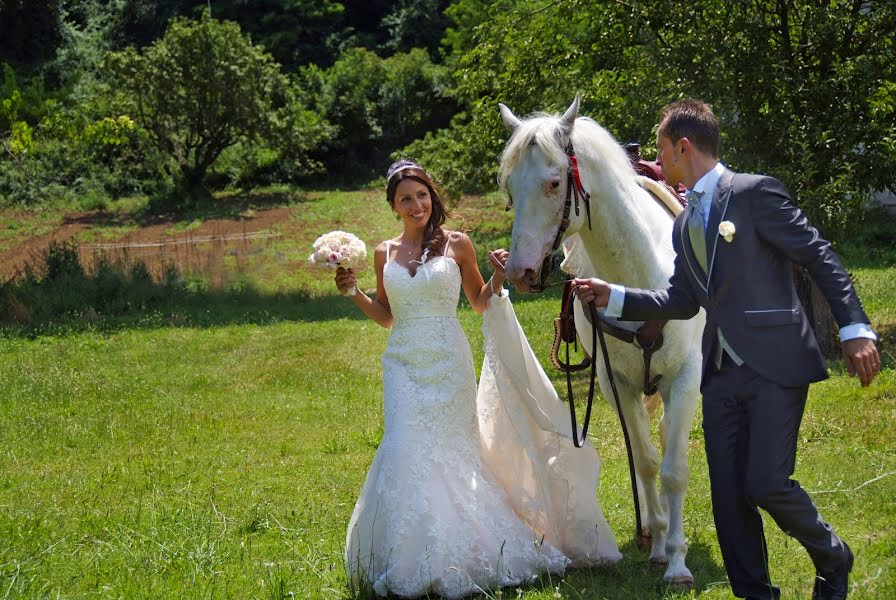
719, 221, 736, 243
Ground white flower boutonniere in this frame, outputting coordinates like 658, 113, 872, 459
719, 221, 736, 243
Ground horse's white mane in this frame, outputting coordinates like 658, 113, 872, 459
498, 114, 564, 190
499, 107, 674, 285
498, 113, 638, 192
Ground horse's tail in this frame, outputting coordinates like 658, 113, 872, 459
643, 391, 662, 418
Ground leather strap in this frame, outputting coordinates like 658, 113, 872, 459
564, 284, 643, 539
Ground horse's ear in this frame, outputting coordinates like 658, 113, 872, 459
499, 103, 522, 133
558, 94, 581, 137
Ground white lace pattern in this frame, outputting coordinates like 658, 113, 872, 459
345, 254, 618, 598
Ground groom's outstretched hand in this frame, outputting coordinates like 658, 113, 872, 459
572, 278, 612, 309
842, 337, 881, 387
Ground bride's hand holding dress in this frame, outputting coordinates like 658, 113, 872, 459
339, 160, 619, 599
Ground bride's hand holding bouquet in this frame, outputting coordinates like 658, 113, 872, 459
308, 231, 367, 296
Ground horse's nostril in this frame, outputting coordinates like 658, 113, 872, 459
551, 181, 560, 189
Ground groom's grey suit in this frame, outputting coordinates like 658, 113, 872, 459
617, 167, 869, 599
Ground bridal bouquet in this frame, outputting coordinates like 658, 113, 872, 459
308, 231, 367, 296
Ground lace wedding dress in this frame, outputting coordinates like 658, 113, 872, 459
345, 247, 620, 598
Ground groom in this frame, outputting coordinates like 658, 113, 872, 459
573, 99, 879, 600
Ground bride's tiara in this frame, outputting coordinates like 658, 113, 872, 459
386, 159, 422, 183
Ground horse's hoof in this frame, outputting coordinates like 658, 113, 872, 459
636, 533, 652, 551
665, 575, 695, 590
648, 556, 668, 566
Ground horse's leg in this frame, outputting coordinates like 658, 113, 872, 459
597, 368, 666, 562
656, 359, 701, 588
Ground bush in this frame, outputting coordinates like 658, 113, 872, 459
301, 46, 456, 182
105, 12, 329, 203
0, 241, 187, 327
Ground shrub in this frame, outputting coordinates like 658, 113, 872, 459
0, 241, 187, 327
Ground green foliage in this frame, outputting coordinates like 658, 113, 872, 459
210, 0, 346, 69
302, 46, 456, 181
1, 63, 52, 155
0, 5, 172, 208
411, 0, 674, 195
421, 0, 896, 241
0, 0, 61, 68
651, 0, 896, 238
0, 98, 165, 207
380, 0, 450, 56
106, 12, 328, 204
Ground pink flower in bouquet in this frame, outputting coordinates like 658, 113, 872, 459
309, 231, 367, 295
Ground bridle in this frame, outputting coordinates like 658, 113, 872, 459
505, 141, 593, 292
552, 142, 593, 254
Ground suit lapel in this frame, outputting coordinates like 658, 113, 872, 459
678, 211, 709, 293
706, 168, 735, 287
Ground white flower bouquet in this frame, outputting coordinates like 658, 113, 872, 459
308, 231, 367, 296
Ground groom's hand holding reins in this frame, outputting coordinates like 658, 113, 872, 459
572, 277, 612, 308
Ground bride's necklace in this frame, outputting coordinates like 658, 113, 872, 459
401, 239, 429, 265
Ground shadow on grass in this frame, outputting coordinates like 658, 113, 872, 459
0, 288, 377, 339
2, 285, 571, 339
546, 536, 729, 600
333, 535, 728, 600
874, 322, 896, 369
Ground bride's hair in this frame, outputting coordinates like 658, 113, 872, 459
386, 160, 449, 257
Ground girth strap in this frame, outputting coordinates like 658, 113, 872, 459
551, 281, 667, 396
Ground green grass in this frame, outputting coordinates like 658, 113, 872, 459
0, 210, 65, 253
0, 191, 894, 599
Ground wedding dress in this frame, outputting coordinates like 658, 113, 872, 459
345, 243, 620, 598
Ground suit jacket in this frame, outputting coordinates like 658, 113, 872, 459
621, 167, 870, 387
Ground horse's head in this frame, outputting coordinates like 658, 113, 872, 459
499, 96, 588, 293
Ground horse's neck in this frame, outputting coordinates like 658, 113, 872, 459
577, 179, 672, 287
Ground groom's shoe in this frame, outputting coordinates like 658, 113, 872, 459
812, 542, 854, 600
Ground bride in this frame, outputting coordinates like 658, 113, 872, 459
335, 160, 620, 598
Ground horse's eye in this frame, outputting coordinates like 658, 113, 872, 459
550, 180, 560, 189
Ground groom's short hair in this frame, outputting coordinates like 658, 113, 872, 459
659, 99, 720, 158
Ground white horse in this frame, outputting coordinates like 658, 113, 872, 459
498, 96, 704, 588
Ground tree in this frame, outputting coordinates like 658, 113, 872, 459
207, 0, 346, 69
299, 46, 455, 180
380, 0, 450, 56
107, 13, 328, 202
0, 0, 61, 68
415, 0, 896, 239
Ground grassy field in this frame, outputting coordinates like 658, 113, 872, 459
0, 190, 894, 599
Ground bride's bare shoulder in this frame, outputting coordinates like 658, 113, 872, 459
445, 230, 470, 246
374, 240, 396, 264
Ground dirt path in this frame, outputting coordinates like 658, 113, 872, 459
0, 207, 295, 280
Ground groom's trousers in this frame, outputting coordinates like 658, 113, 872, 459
701, 355, 849, 600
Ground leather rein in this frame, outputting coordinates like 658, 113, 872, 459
544, 142, 672, 540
